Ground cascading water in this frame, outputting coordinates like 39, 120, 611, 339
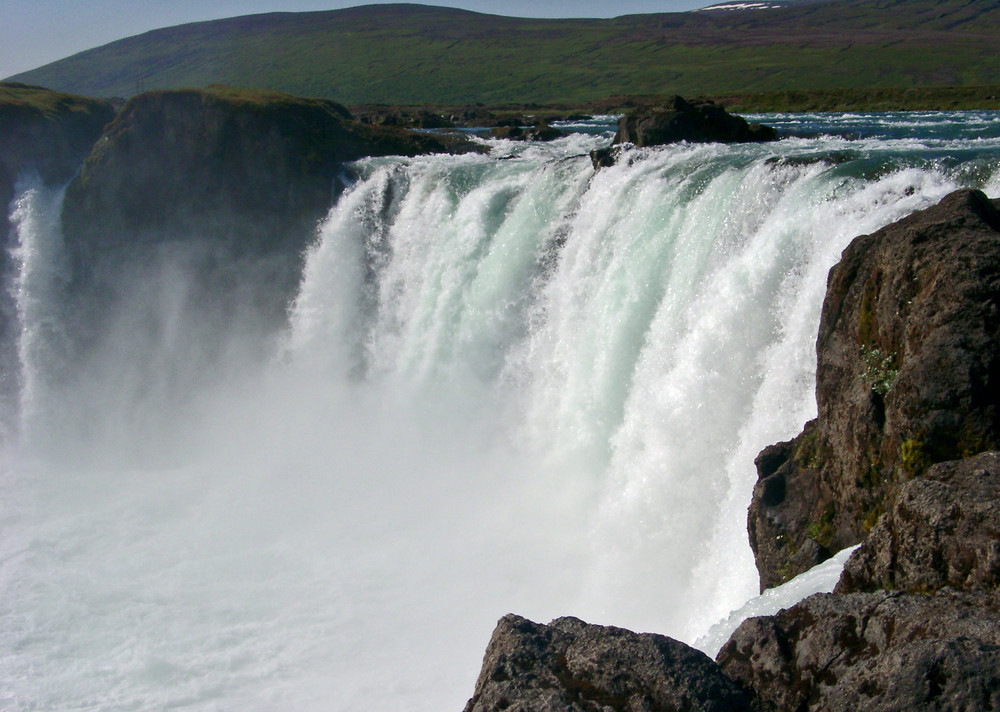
3, 112, 1000, 711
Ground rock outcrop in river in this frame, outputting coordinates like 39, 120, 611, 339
615, 96, 777, 147
463, 189, 1000, 711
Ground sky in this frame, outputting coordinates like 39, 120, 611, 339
1, 0, 717, 80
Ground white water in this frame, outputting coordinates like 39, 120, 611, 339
3, 115, 999, 711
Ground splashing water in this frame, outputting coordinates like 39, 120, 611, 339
3, 113, 1000, 711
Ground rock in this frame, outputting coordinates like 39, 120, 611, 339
590, 146, 618, 169
0, 83, 116, 220
717, 590, 1000, 712
749, 189, 1000, 589
614, 96, 776, 147
837, 451, 1000, 594
60, 86, 481, 334
63, 85, 475, 261
489, 121, 565, 141
463, 614, 753, 712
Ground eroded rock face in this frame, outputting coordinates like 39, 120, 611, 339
837, 451, 1000, 594
717, 590, 1000, 712
750, 189, 1000, 589
463, 614, 752, 712
614, 96, 776, 147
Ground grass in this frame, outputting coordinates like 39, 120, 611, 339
8, 0, 1000, 108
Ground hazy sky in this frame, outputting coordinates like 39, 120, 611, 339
2, 0, 717, 80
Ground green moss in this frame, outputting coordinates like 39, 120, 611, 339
901, 438, 930, 478
806, 504, 836, 549
862, 500, 885, 532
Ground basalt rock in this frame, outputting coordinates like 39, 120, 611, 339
837, 451, 1000, 594
489, 121, 565, 141
717, 590, 1000, 712
614, 96, 776, 147
463, 614, 752, 712
750, 189, 1000, 590
62, 85, 475, 265
59, 85, 480, 345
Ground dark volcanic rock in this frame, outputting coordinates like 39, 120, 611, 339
60, 86, 480, 340
463, 614, 752, 712
63, 86, 473, 264
614, 96, 776, 147
489, 121, 565, 141
750, 189, 1000, 589
0, 83, 116, 223
718, 590, 1000, 712
837, 451, 1000, 594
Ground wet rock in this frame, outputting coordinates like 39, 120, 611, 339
750, 189, 1000, 589
614, 96, 776, 147
463, 614, 752, 712
837, 451, 1000, 594
718, 590, 1000, 712
489, 121, 565, 141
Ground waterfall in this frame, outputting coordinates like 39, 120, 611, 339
3, 113, 998, 711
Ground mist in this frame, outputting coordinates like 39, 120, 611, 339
5, 116, 1000, 710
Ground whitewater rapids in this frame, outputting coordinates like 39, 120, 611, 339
3, 112, 1000, 711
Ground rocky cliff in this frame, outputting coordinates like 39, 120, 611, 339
463, 189, 1000, 711
749, 189, 1000, 590
56, 85, 481, 357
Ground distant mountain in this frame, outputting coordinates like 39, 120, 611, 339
9, 0, 1000, 106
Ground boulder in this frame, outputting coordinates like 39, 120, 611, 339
717, 590, 1000, 712
463, 614, 752, 712
837, 451, 1000, 594
749, 189, 1000, 589
489, 121, 565, 141
614, 96, 776, 147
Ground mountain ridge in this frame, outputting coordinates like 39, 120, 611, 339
9, 0, 1000, 105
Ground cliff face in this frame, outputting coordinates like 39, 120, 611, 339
0, 83, 116, 222
749, 189, 1000, 590
464, 189, 1000, 712
62, 86, 472, 264
57, 86, 481, 355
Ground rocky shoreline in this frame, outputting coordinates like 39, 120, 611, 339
462, 189, 1000, 711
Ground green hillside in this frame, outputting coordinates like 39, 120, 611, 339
9, 0, 1000, 106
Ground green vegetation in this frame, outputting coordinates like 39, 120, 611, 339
859, 346, 898, 396
806, 504, 836, 549
8, 0, 1000, 108
901, 438, 929, 478
0, 82, 114, 120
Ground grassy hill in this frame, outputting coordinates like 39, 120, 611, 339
9, 0, 1000, 106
